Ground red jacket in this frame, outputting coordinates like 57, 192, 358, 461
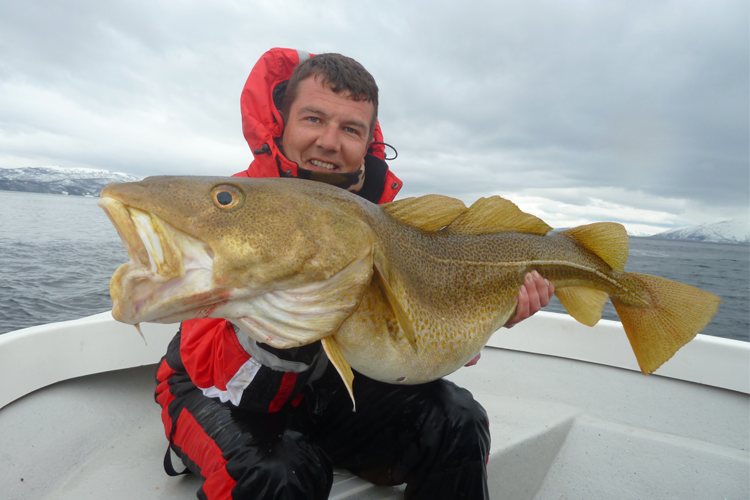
158, 48, 403, 413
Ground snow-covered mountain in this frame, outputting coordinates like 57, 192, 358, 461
0, 166, 141, 197
650, 219, 750, 245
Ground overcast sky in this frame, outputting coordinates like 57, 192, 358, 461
1, 0, 747, 234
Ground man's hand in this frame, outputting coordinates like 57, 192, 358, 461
504, 271, 554, 329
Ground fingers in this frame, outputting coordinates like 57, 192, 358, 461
546, 280, 555, 305
503, 271, 555, 328
464, 353, 481, 367
516, 284, 530, 320
528, 270, 555, 308
533, 271, 554, 307
504, 284, 527, 328
526, 272, 542, 313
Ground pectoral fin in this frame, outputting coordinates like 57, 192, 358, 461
373, 261, 418, 352
321, 336, 356, 411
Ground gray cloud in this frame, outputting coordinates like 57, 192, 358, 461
0, 0, 747, 231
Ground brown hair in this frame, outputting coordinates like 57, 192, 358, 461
281, 53, 379, 140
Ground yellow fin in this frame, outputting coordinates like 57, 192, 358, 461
561, 223, 629, 272
444, 196, 552, 235
612, 273, 721, 374
555, 287, 609, 327
381, 195, 467, 231
321, 336, 356, 411
373, 261, 418, 352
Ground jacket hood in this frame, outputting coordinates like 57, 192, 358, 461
239, 47, 388, 179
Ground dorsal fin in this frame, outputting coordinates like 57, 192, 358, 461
561, 222, 628, 271
444, 196, 552, 235
381, 195, 467, 231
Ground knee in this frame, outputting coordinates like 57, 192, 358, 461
429, 382, 491, 463
225, 429, 333, 500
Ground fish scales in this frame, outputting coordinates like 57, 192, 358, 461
98, 176, 721, 406
334, 218, 646, 384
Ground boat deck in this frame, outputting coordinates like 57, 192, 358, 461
2, 345, 748, 499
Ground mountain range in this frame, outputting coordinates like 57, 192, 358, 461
0, 166, 141, 197
2, 166, 747, 245
650, 219, 749, 246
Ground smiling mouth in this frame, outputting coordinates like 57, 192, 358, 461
308, 159, 338, 171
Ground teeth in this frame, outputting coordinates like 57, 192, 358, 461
310, 159, 336, 170
128, 207, 185, 282
129, 208, 163, 273
101, 195, 215, 326
98, 197, 149, 266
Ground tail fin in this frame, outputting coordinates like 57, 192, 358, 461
612, 273, 721, 374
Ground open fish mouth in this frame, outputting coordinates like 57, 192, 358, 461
98, 196, 215, 324
98, 197, 183, 278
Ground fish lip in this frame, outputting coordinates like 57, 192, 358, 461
99, 195, 205, 324
98, 196, 187, 278
98, 196, 150, 266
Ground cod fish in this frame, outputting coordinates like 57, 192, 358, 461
98, 176, 721, 406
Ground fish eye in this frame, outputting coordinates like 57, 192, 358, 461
211, 185, 243, 211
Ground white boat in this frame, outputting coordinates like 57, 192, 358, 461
1, 311, 748, 499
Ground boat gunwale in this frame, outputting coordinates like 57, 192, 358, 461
1, 310, 747, 410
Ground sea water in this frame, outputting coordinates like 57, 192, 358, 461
1, 191, 748, 341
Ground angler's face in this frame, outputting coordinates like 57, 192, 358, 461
280, 76, 373, 175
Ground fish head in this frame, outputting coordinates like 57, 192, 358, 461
98, 176, 376, 347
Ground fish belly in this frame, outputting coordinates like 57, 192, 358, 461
334, 279, 514, 385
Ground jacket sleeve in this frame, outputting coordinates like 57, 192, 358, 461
179, 318, 326, 413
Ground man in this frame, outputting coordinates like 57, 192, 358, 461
155, 48, 553, 500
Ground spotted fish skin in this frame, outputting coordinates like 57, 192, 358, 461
99, 176, 721, 404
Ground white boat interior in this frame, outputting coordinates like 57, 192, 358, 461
1, 311, 748, 499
